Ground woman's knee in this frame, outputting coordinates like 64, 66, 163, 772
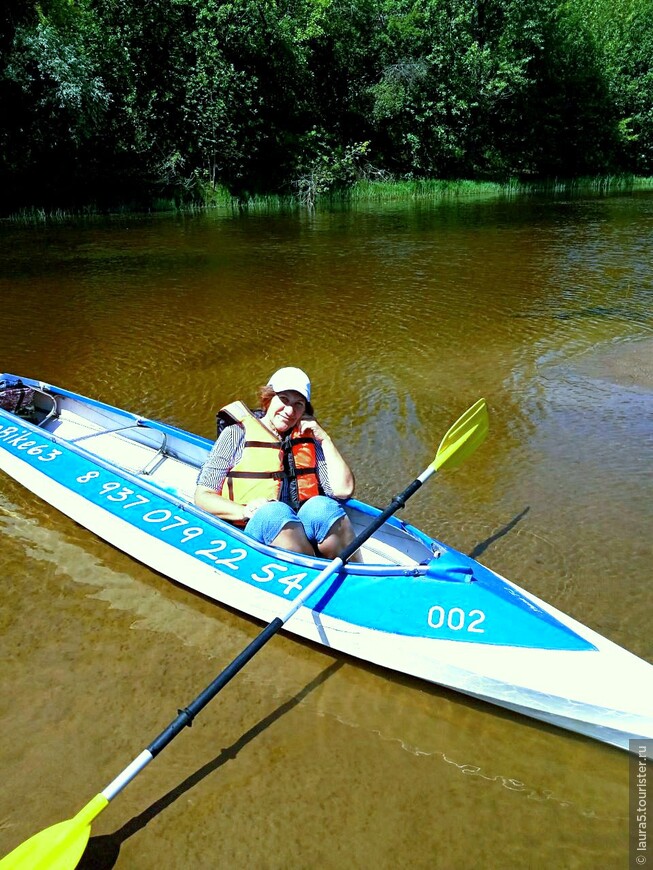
298, 496, 345, 544
297, 495, 337, 521
318, 514, 362, 561
271, 523, 315, 555
245, 501, 297, 544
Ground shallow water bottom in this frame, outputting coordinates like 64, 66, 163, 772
1, 197, 651, 868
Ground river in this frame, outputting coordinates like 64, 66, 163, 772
1, 191, 652, 869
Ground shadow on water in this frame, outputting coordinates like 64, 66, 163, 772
79, 660, 343, 869
467, 507, 530, 560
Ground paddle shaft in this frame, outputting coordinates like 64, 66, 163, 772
149, 473, 428, 753
0, 399, 489, 870
100, 471, 431, 802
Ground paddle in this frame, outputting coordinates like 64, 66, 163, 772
0, 397, 489, 870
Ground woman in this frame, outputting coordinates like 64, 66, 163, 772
194, 367, 360, 559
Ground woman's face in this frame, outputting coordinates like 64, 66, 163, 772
266, 390, 306, 433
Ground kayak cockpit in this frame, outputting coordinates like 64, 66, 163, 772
12, 381, 444, 569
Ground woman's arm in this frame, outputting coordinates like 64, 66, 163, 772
194, 427, 259, 521
194, 485, 249, 522
194, 486, 271, 523
298, 418, 355, 499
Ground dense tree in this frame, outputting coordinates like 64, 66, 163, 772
576, 0, 653, 173
1, 0, 110, 205
0, 0, 651, 212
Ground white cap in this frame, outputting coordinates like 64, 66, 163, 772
267, 367, 312, 403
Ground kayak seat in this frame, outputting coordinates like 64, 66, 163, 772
4, 384, 58, 428
144, 455, 199, 503
57, 416, 171, 476
32, 397, 199, 500
138, 430, 168, 475
34, 388, 59, 427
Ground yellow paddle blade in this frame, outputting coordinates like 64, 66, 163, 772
0, 794, 108, 870
432, 398, 489, 471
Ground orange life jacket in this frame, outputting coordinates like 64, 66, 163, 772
217, 401, 321, 510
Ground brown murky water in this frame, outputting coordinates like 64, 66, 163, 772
1, 192, 652, 869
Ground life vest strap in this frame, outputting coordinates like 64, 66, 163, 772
227, 470, 285, 480
226, 466, 317, 482
294, 466, 318, 476
243, 439, 281, 449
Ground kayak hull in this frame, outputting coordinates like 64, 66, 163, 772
1, 374, 651, 757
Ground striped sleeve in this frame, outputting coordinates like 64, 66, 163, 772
315, 442, 333, 497
196, 426, 244, 491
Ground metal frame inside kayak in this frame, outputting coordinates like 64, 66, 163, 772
1, 373, 651, 757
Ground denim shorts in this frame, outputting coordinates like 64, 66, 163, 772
244, 495, 345, 547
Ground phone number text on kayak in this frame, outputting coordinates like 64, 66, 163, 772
75, 471, 309, 596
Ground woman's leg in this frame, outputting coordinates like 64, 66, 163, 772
271, 524, 315, 555
317, 513, 362, 561
297, 496, 362, 562
244, 501, 315, 555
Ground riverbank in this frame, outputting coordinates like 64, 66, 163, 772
6, 175, 653, 222
197, 174, 653, 211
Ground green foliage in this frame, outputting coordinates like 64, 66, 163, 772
293, 137, 372, 205
2, 1, 108, 174
0, 0, 652, 211
179, 0, 315, 196
574, 0, 653, 172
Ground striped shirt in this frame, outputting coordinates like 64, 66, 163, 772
197, 425, 333, 503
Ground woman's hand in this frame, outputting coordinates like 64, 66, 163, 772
296, 417, 330, 444
298, 418, 355, 499
194, 487, 272, 523
242, 497, 272, 521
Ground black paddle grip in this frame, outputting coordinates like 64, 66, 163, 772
147, 617, 284, 757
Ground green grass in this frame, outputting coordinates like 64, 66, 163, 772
203, 175, 653, 210
345, 175, 653, 202
4, 176, 653, 222
345, 178, 518, 201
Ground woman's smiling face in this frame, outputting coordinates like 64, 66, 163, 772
266, 390, 306, 433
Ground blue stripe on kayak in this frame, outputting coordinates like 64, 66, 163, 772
0, 405, 595, 652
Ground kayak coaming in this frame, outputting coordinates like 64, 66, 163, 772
1, 374, 652, 757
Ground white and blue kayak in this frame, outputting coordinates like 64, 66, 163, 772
1, 373, 652, 758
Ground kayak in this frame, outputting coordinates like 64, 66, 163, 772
1, 373, 651, 758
